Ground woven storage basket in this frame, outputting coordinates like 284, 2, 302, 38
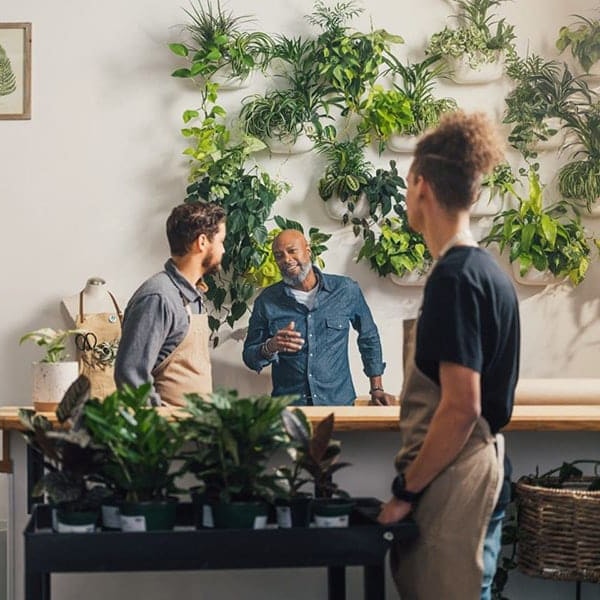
516, 477, 600, 582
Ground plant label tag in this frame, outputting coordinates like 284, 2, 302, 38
276, 506, 292, 528
120, 514, 147, 532
253, 515, 268, 529
56, 521, 96, 533
101, 505, 121, 529
314, 515, 349, 528
202, 505, 214, 528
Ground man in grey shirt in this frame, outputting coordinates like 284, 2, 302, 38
114, 202, 226, 406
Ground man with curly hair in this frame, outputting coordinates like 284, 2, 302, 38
115, 202, 226, 406
378, 112, 520, 600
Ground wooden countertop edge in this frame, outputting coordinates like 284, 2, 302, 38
3, 404, 600, 432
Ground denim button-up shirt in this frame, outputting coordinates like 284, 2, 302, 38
242, 269, 386, 406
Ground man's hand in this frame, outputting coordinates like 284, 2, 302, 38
268, 321, 305, 353
369, 390, 397, 406
377, 496, 412, 524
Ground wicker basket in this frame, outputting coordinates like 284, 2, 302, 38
516, 477, 600, 582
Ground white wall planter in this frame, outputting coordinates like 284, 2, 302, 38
210, 66, 254, 90
471, 189, 505, 217
447, 53, 504, 85
387, 133, 418, 153
389, 269, 429, 286
533, 117, 566, 152
31, 361, 79, 411
266, 126, 314, 155
324, 192, 370, 221
511, 262, 563, 286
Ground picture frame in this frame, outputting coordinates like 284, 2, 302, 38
0, 22, 31, 120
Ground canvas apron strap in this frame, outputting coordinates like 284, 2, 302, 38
75, 291, 123, 399
390, 319, 500, 600
152, 307, 213, 407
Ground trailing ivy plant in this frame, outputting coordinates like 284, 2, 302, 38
426, 0, 516, 70
168, 0, 271, 82
357, 212, 432, 279
481, 168, 597, 286
244, 217, 332, 289
306, 0, 403, 113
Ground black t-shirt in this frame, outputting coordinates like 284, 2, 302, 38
415, 246, 520, 434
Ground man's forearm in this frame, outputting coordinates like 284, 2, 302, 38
403, 399, 478, 493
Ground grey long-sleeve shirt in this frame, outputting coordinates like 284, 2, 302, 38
114, 259, 203, 405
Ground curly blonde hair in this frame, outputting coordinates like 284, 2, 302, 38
412, 111, 504, 211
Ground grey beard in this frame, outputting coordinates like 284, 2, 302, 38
282, 262, 312, 287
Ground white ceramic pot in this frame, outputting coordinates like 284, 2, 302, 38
471, 189, 505, 217
533, 117, 566, 152
324, 192, 370, 221
588, 200, 600, 217
210, 65, 253, 90
31, 361, 79, 410
266, 126, 314, 155
447, 53, 504, 85
389, 270, 429, 287
511, 262, 563, 286
387, 134, 417, 154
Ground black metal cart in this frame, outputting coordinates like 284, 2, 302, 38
24, 500, 417, 600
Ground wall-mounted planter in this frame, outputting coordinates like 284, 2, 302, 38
266, 126, 314, 155
447, 53, 504, 85
210, 66, 254, 90
471, 187, 510, 217
533, 117, 566, 152
389, 270, 429, 286
512, 262, 563, 286
387, 133, 417, 154
324, 192, 370, 221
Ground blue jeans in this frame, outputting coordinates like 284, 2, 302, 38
481, 506, 505, 600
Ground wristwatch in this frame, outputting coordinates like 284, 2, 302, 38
391, 472, 423, 505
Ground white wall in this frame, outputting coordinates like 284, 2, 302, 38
1, 1, 599, 598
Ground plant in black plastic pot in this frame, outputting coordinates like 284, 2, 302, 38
282, 410, 354, 527
82, 383, 185, 531
18, 375, 110, 533
180, 389, 295, 529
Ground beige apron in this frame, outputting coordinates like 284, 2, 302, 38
75, 291, 122, 399
391, 318, 504, 600
151, 308, 212, 406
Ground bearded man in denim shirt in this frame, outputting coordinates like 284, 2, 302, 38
242, 229, 395, 406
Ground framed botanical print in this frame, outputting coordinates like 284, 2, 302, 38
0, 22, 31, 119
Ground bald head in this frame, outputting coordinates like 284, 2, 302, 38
272, 229, 314, 288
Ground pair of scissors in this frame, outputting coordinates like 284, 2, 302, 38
75, 331, 97, 352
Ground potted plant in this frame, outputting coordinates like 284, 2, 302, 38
383, 55, 458, 152
481, 168, 597, 286
474, 161, 517, 217
306, 0, 403, 112
426, 0, 516, 84
558, 102, 600, 215
356, 214, 432, 285
18, 376, 110, 532
19, 327, 82, 412
179, 389, 295, 529
169, 0, 271, 88
356, 85, 414, 154
282, 410, 353, 528
316, 135, 373, 222
82, 383, 185, 531
244, 217, 331, 290
503, 55, 592, 160
556, 13, 600, 76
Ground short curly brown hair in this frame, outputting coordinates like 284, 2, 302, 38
166, 202, 226, 256
411, 111, 504, 211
